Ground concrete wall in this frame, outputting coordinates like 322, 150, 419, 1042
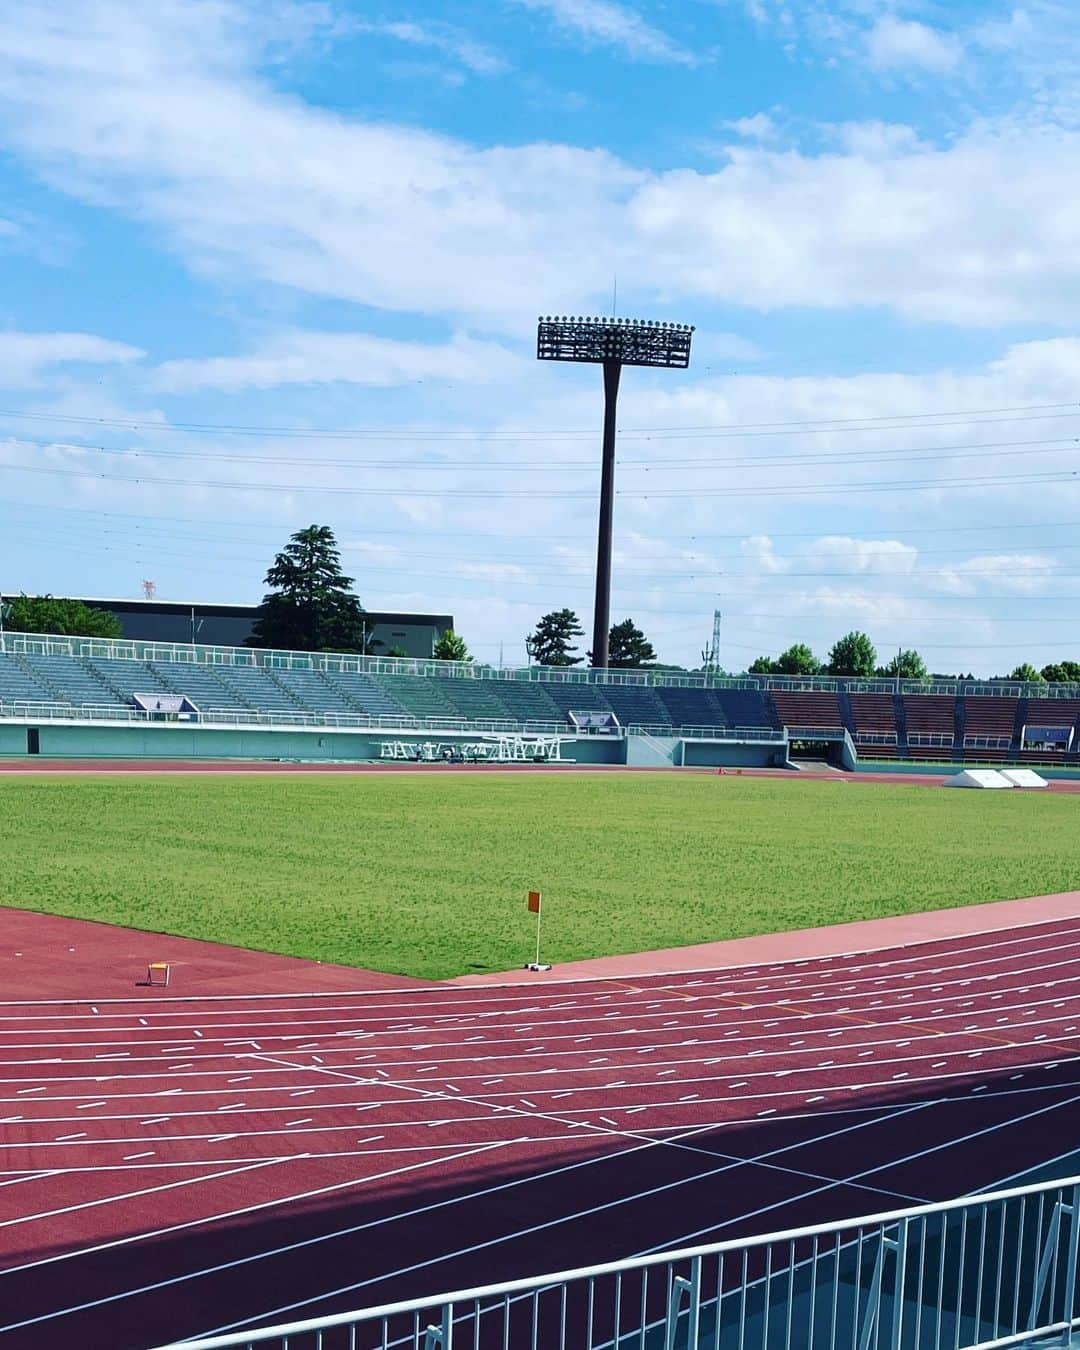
681, 740, 788, 769
1, 721, 797, 770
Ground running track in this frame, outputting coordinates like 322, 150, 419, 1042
3, 918, 1080, 1346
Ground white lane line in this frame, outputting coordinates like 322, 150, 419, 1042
0, 1159, 285, 1230
167, 1101, 944, 1342
3, 979, 1076, 1070
0, 1097, 929, 1334
0, 914, 1074, 1028
1, 925, 1077, 1045
4, 1039, 1075, 1155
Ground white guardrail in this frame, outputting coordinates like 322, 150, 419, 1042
0, 698, 784, 744
154, 1173, 1080, 1350
2, 630, 1078, 699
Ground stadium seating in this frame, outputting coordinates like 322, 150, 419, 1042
433, 678, 516, 722
903, 695, 957, 759
146, 660, 249, 713
0, 654, 55, 704
848, 693, 901, 756
1016, 698, 1080, 764
770, 690, 844, 732
322, 671, 409, 719
17, 653, 124, 708
7, 640, 1080, 773
373, 674, 460, 720
718, 689, 780, 729
209, 664, 308, 713
270, 667, 362, 717
534, 682, 615, 722
599, 685, 672, 728
655, 685, 728, 727
487, 681, 562, 724
85, 656, 172, 702
962, 697, 1018, 761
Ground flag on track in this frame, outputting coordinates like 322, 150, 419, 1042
527, 890, 542, 914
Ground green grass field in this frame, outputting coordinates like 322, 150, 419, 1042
1, 772, 1077, 980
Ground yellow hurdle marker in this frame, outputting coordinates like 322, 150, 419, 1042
147, 962, 171, 987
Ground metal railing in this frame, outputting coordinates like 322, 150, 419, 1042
155, 1173, 1080, 1350
4, 631, 1079, 700
0, 698, 787, 747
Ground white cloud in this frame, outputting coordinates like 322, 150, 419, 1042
865, 17, 963, 74
938, 554, 1058, 596
0, 331, 143, 388
153, 331, 521, 393
513, 0, 694, 63
722, 113, 778, 142
4, 5, 1080, 328
353, 21, 506, 75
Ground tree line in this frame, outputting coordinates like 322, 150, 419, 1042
2, 524, 1078, 681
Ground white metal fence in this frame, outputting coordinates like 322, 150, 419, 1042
2, 630, 1077, 700
154, 1174, 1080, 1350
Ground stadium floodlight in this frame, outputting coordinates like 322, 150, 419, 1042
537, 315, 694, 668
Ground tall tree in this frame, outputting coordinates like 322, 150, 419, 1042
748, 655, 777, 675
826, 631, 877, 677
433, 629, 470, 662
876, 650, 929, 681
1008, 663, 1046, 683
1041, 661, 1080, 683
2, 594, 122, 639
248, 525, 368, 652
775, 643, 820, 675
606, 618, 656, 668
526, 609, 584, 666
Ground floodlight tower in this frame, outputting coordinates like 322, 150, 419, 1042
537, 316, 694, 668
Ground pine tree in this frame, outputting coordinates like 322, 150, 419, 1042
606, 619, 656, 668
249, 525, 367, 652
526, 609, 584, 666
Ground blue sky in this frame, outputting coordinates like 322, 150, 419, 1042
2, 0, 1080, 673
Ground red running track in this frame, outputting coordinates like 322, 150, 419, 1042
2, 917, 1080, 1346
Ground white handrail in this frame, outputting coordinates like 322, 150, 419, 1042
155, 1170, 1080, 1349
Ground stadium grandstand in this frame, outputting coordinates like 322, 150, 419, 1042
3, 628, 1080, 773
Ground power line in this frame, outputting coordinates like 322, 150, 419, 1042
1, 399, 1078, 442
5, 431, 1078, 473
2, 456, 1078, 500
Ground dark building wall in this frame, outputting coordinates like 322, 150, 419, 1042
72, 599, 452, 657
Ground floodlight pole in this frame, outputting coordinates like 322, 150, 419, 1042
593, 360, 622, 670
536, 316, 693, 670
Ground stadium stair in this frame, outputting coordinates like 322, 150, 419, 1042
147, 660, 254, 714
209, 664, 309, 714
893, 694, 908, 756
0, 652, 56, 704
18, 653, 125, 708
322, 670, 409, 719
433, 678, 515, 722
270, 667, 363, 717
372, 674, 461, 721
488, 680, 562, 724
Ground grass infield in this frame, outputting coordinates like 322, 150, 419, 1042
1, 772, 1077, 980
